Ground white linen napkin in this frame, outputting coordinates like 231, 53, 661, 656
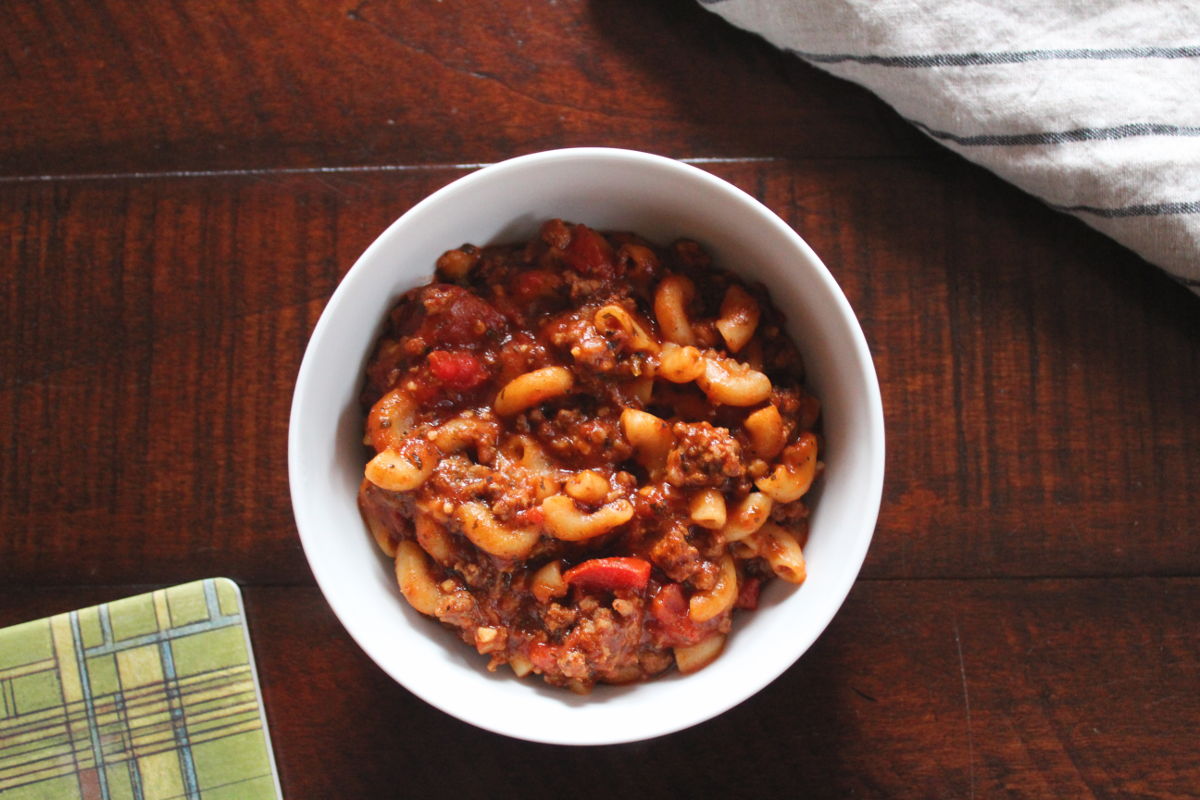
699, 0, 1200, 295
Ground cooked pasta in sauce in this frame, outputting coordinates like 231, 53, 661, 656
357, 219, 821, 692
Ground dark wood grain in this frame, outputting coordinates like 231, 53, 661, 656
0, 0, 929, 178
1, 581, 1195, 798
3, 163, 1196, 586
3, 0, 1199, 793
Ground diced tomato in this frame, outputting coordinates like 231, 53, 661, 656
511, 505, 545, 528
529, 641, 559, 673
405, 377, 441, 407
415, 284, 507, 346
427, 350, 488, 391
649, 586, 693, 645
650, 582, 688, 620
511, 269, 562, 303
735, 576, 762, 610
562, 224, 616, 279
562, 557, 651, 593
648, 582, 710, 647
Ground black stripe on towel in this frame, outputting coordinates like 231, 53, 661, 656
789, 45, 1200, 67
909, 120, 1200, 146
1051, 200, 1200, 218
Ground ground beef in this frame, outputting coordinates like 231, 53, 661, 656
648, 521, 702, 583
664, 421, 746, 489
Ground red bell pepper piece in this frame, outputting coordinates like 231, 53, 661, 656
562, 557, 651, 593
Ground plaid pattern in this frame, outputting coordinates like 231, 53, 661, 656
0, 579, 281, 800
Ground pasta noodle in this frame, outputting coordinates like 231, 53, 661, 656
364, 441, 439, 492
494, 366, 574, 416
620, 408, 673, 475
754, 432, 819, 503
743, 404, 786, 459
721, 492, 774, 542
656, 343, 706, 384
688, 488, 727, 530
531, 560, 568, 603
541, 494, 636, 541
653, 274, 697, 346
366, 388, 418, 451
674, 633, 727, 674
688, 554, 738, 622
564, 469, 610, 505
746, 523, 807, 583
715, 284, 761, 353
361, 485, 400, 557
455, 501, 541, 560
594, 304, 659, 354
413, 510, 455, 566
395, 541, 445, 616
696, 356, 772, 407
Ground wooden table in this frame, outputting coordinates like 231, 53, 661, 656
3, 1, 1197, 796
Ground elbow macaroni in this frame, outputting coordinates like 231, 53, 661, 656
721, 491, 774, 542
674, 633, 727, 674
494, 366, 574, 416
429, 414, 497, 457
364, 441, 439, 492
754, 432, 819, 503
362, 484, 400, 557
455, 501, 541, 560
594, 304, 659, 353
696, 356, 772, 407
564, 469, 610, 505
395, 541, 445, 616
716, 284, 760, 353
656, 343, 706, 383
541, 494, 635, 541
620, 408, 673, 475
413, 510, 456, 566
653, 274, 697, 345
688, 554, 738, 622
747, 523, 807, 584
743, 404, 786, 459
689, 488, 727, 530
531, 560, 568, 603
366, 388, 418, 451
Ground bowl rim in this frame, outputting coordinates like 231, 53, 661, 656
288, 146, 886, 744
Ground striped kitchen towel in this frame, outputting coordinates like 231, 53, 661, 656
699, 0, 1200, 294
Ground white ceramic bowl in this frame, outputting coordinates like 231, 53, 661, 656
289, 147, 884, 745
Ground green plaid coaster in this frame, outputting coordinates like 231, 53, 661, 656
0, 579, 281, 799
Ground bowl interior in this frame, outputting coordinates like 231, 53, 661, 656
289, 148, 884, 745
